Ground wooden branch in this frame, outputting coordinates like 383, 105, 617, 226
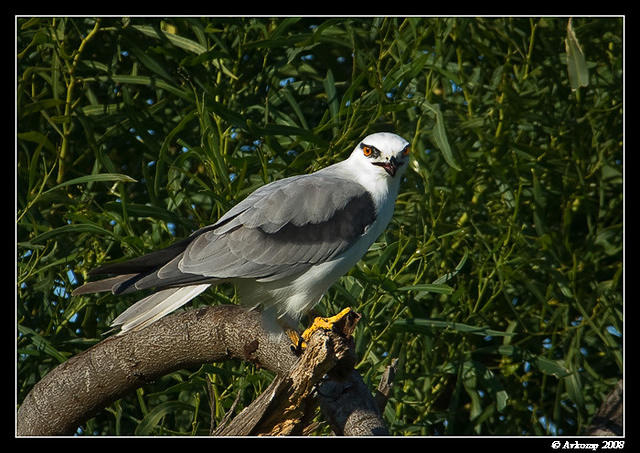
375, 357, 399, 414
214, 327, 352, 435
583, 379, 623, 436
17, 305, 297, 436
317, 370, 389, 436
17, 304, 389, 436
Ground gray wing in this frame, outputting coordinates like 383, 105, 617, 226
72, 173, 376, 334
73, 173, 376, 295
177, 173, 377, 282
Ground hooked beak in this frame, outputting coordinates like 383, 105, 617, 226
372, 156, 402, 177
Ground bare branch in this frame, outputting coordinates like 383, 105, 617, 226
17, 305, 296, 436
375, 357, 399, 414
584, 379, 623, 436
215, 325, 357, 436
17, 305, 389, 436
317, 370, 389, 436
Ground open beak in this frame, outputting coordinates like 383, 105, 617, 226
372, 156, 401, 177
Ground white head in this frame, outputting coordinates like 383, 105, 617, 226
348, 132, 411, 180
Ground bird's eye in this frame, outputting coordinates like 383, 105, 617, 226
402, 145, 411, 156
362, 146, 373, 157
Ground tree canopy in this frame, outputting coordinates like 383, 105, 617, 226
17, 17, 623, 436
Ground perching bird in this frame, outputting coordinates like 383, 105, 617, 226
72, 132, 410, 339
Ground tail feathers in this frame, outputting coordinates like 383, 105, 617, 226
88, 237, 193, 276
71, 274, 138, 296
111, 284, 211, 334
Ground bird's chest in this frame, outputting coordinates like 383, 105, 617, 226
314, 192, 396, 281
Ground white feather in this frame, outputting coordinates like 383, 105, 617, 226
112, 284, 210, 334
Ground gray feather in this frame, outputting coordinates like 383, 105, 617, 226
71, 274, 138, 296
178, 174, 376, 280
75, 171, 377, 333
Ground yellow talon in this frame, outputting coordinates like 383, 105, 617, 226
286, 308, 359, 354
301, 307, 354, 343
286, 328, 306, 352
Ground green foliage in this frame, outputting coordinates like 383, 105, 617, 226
17, 17, 622, 436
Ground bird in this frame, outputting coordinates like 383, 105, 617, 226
72, 132, 411, 341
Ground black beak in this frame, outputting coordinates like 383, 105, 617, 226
372, 156, 401, 177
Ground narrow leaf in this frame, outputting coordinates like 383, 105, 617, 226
565, 18, 589, 90
135, 401, 194, 435
323, 69, 339, 121
131, 25, 207, 54
534, 356, 572, 378
18, 325, 69, 363
397, 283, 454, 295
43, 173, 137, 194
415, 98, 461, 171
431, 104, 460, 171
393, 318, 515, 337
29, 223, 119, 243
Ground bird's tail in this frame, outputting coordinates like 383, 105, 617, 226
71, 234, 215, 334
110, 284, 211, 334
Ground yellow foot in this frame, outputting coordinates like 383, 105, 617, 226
301, 307, 357, 343
287, 308, 360, 355
285, 328, 306, 353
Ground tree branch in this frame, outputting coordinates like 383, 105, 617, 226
214, 326, 353, 436
583, 379, 623, 436
17, 304, 389, 436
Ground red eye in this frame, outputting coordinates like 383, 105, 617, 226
403, 145, 411, 156
362, 146, 373, 157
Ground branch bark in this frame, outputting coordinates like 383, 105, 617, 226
214, 325, 355, 436
17, 305, 388, 436
583, 379, 623, 436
